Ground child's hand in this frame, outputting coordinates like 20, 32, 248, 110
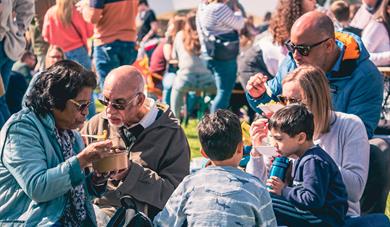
250, 149, 262, 158
267, 176, 285, 195
250, 118, 268, 147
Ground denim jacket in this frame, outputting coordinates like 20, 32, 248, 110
154, 166, 277, 227
0, 108, 103, 226
246, 32, 383, 139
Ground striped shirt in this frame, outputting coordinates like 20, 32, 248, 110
153, 166, 277, 227
197, 2, 245, 36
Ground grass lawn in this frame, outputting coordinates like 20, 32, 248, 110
387, 196, 390, 218
182, 119, 202, 159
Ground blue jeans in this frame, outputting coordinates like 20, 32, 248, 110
6, 72, 28, 114
170, 73, 216, 118
94, 40, 137, 90
345, 213, 390, 226
271, 194, 325, 226
207, 59, 237, 113
162, 72, 175, 105
0, 40, 15, 128
64, 45, 91, 70
65, 45, 95, 119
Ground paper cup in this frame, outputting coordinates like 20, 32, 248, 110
92, 151, 128, 172
254, 146, 278, 156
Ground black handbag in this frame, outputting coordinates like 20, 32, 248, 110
106, 196, 153, 227
204, 31, 240, 61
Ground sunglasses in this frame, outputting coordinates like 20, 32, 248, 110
285, 37, 331, 56
69, 99, 91, 112
277, 95, 301, 105
98, 93, 141, 110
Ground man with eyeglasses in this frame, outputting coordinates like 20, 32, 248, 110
81, 65, 190, 223
246, 11, 383, 140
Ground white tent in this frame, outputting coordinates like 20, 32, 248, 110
148, 0, 277, 18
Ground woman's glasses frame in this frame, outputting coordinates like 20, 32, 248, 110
277, 95, 301, 105
69, 99, 91, 112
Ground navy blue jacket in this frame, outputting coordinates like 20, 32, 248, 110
282, 146, 348, 226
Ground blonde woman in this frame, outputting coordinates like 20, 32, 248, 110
43, 1, 95, 119
42, 0, 93, 70
247, 65, 369, 217
170, 12, 216, 119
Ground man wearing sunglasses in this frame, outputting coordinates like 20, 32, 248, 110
246, 11, 383, 139
81, 66, 190, 222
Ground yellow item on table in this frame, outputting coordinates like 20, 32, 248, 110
241, 121, 252, 146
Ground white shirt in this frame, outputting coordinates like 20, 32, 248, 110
128, 98, 158, 129
361, 19, 390, 66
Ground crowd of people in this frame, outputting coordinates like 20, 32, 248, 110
0, 0, 389, 226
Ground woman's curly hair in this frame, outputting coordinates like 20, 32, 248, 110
24, 60, 97, 116
269, 0, 306, 46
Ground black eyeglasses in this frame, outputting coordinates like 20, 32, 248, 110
69, 99, 91, 112
285, 37, 331, 56
98, 93, 141, 110
277, 95, 301, 105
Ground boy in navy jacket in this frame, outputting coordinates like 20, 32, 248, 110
267, 104, 348, 226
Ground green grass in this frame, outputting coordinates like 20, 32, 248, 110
387, 195, 390, 218
182, 119, 202, 159
95, 100, 104, 113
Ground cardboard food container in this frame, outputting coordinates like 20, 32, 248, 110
257, 103, 284, 115
92, 150, 128, 172
254, 145, 278, 156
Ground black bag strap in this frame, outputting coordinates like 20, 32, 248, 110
107, 207, 126, 227
70, 20, 87, 47
106, 196, 153, 227
120, 195, 138, 211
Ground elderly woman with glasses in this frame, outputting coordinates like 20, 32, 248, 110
0, 60, 114, 226
247, 65, 370, 217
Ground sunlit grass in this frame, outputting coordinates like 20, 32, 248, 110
182, 119, 202, 159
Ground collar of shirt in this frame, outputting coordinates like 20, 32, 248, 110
127, 98, 158, 130
329, 39, 345, 74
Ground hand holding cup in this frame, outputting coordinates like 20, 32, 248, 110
250, 118, 269, 147
77, 140, 113, 169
